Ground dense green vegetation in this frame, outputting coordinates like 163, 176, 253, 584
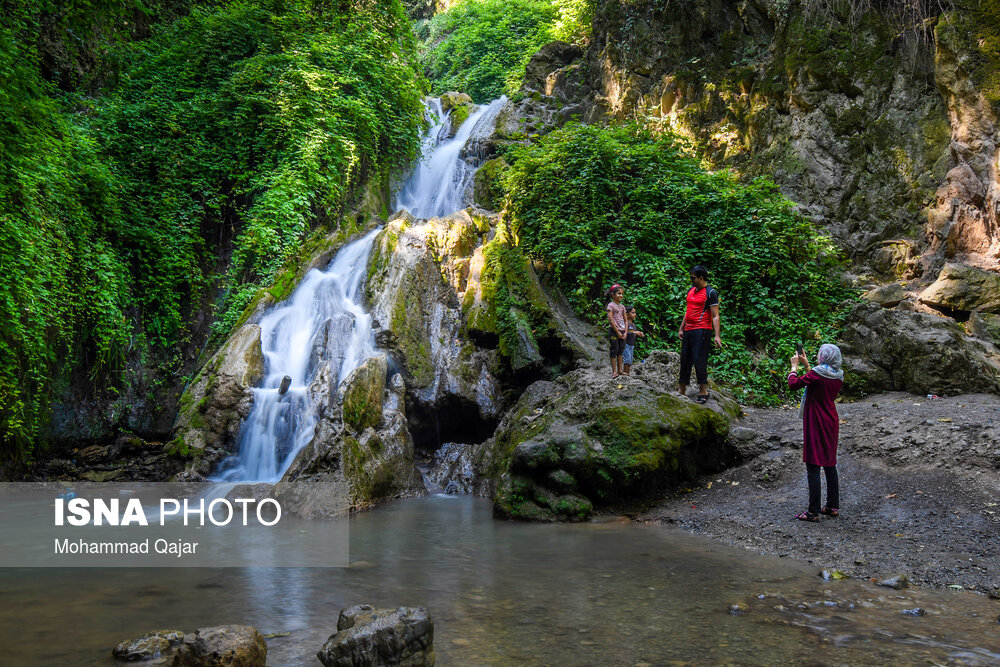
418, 0, 594, 102
0, 0, 424, 462
501, 123, 855, 403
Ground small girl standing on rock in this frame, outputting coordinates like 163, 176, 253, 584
789, 343, 844, 522
606, 284, 627, 378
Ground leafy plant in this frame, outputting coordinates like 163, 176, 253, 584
419, 0, 559, 102
0, 0, 424, 462
502, 122, 857, 403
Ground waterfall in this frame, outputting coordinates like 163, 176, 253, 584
395, 97, 507, 219
211, 230, 379, 482
213, 95, 506, 482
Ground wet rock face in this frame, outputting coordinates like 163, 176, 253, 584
365, 211, 507, 438
425, 442, 484, 495
840, 302, 1000, 395
171, 324, 265, 477
317, 605, 434, 667
489, 351, 742, 521
171, 625, 267, 667
279, 356, 425, 511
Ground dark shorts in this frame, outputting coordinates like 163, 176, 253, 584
679, 328, 712, 385
609, 328, 625, 357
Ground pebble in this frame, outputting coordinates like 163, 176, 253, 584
901, 608, 926, 616
727, 603, 748, 615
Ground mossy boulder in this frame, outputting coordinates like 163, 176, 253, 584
439, 91, 475, 136
473, 157, 508, 210
485, 352, 741, 521
341, 355, 387, 432
171, 323, 265, 477
279, 369, 425, 512
366, 210, 506, 418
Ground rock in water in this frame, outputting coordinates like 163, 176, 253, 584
278, 375, 292, 395
171, 625, 266, 667
317, 605, 434, 667
113, 629, 185, 661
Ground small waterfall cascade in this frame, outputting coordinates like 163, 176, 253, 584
394, 96, 507, 218
213, 95, 507, 483
211, 229, 379, 482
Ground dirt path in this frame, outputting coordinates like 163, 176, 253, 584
639, 392, 1000, 594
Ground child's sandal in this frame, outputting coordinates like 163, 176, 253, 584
795, 511, 820, 522
695, 395, 709, 404
820, 506, 839, 518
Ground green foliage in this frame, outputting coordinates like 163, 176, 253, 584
419, 0, 558, 102
0, 0, 424, 462
502, 122, 857, 404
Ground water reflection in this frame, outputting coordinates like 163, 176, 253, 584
1, 497, 998, 665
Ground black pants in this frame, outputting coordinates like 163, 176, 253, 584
806, 464, 839, 514
679, 329, 711, 386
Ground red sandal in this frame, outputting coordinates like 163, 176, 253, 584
795, 511, 820, 522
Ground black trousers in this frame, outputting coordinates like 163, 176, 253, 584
679, 329, 711, 386
806, 463, 839, 514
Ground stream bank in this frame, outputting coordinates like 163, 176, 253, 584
640, 391, 1000, 594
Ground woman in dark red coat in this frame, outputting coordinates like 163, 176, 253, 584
788, 343, 844, 522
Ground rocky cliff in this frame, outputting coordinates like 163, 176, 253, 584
489, 0, 1000, 396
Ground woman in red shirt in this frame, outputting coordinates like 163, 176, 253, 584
788, 344, 844, 522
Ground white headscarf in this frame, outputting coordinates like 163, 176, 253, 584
799, 343, 844, 417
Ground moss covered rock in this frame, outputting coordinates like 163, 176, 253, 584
341, 355, 387, 432
484, 352, 741, 521
440, 91, 475, 137
171, 323, 265, 476
473, 157, 508, 210
367, 210, 507, 418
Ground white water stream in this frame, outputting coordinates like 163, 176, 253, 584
214, 96, 506, 482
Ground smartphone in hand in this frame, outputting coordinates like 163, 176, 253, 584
795, 343, 804, 358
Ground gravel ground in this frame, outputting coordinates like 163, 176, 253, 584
639, 392, 1000, 594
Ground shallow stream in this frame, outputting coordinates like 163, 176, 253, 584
2, 496, 999, 665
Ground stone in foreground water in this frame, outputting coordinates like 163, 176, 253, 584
172, 625, 266, 666
113, 629, 184, 660
317, 604, 434, 666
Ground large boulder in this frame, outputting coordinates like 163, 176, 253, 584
439, 92, 474, 137
317, 605, 434, 667
487, 351, 741, 521
920, 262, 1000, 313
840, 302, 1000, 395
279, 356, 425, 511
170, 324, 265, 476
171, 625, 266, 667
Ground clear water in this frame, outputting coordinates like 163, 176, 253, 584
2, 497, 998, 665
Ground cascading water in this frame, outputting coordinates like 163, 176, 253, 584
212, 230, 379, 482
213, 95, 507, 482
395, 96, 506, 219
